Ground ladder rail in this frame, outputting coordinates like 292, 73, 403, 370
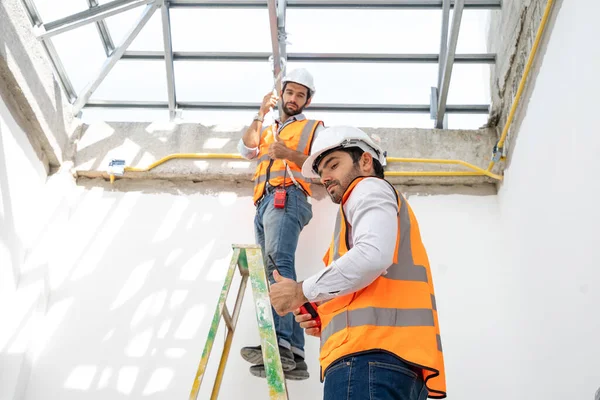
246, 247, 289, 399
189, 245, 289, 400
189, 247, 245, 400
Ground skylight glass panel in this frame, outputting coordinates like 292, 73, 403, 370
286, 9, 442, 54
104, 8, 164, 52
33, 0, 86, 23
285, 62, 437, 105
171, 9, 272, 52
175, 61, 272, 103
51, 24, 106, 94
455, 10, 492, 53
90, 60, 167, 101
447, 64, 491, 105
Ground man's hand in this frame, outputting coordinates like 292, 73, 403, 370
260, 91, 279, 117
269, 270, 307, 316
268, 142, 291, 160
294, 309, 321, 338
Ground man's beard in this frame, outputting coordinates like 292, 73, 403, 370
282, 101, 304, 117
324, 167, 361, 204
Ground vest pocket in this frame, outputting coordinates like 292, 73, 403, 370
319, 293, 354, 361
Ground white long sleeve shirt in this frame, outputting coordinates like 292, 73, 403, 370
302, 178, 399, 302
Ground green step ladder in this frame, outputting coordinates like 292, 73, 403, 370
189, 245, 289, 400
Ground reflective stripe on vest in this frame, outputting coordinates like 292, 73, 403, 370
252, 119, 321, 203
318, 177, 447, 399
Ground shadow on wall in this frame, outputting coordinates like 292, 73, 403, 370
18, 179, 268, 399
0, 109, 21, 288
0, 1, 70, 167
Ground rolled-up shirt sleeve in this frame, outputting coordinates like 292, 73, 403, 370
238, 139, 259, 160
302, 178, 399, 302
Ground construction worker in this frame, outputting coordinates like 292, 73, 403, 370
237, 68, 324, 380
269, 126, 447, 399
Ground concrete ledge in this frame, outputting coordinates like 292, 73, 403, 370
75, 121, 501, 191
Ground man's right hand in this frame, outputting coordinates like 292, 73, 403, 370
294, 308, 321, 338
259, 91, 279, 118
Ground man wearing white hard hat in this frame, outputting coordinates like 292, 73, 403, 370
237, 68, 324, 380
269, 126, 447, 399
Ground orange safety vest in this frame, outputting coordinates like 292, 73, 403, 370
319, 177, 447, 399
252, 119, 323, 204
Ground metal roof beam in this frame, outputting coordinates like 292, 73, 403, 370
85, 100, 490, 113
169, 0, 501, 9
121, 51, 496, 63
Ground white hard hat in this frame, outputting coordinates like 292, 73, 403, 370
282, 68, 316, 96
302, 126, 386, 179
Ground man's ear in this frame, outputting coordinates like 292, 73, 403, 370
361, 152, 373, 173
305, 97, 312, 107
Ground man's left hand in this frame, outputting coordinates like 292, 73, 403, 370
268, 142, 290, 160
269, 270, 307, 316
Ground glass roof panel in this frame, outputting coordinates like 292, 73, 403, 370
447, 64, 491, 105
175, 61, 273, 102
33, 0, 87, 23
285, 62, 438, 105
50, 23, 107, 94
90, 60, 167, 101
170, 9, 272, 52
455, 10, 492, 53
104, 7, 164, 52
29, 1, 495, 129
286, 9, 442, 53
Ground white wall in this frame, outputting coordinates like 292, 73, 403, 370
496, 0, 600, 398
0, 87, 66, 399
13, 179, 507, 400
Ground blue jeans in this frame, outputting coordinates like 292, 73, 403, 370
254, 184, 313, 358
323, 352, 429, 400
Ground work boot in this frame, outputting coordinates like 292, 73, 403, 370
240, 345, 296, 371
249, 354, 309, 381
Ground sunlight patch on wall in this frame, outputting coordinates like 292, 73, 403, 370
170, 290, 188, 310
179, 240, 214, 281
165, 348, 186, 359
131, 290, 168, 328
64, 365, 97, 391
111, 260, 155, 310
117, 366, 139, 395
203, 138, 231, 150
153, 197, 190, 242
165, 248, 183, 266
206, 252, 233, 282
97, 367, 113, 390
142, 368, 174, 395
157, 319, 172, 339
174, 304, 206, 340
125, 328, 154, 357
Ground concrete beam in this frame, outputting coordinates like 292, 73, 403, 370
0, 0, 81, 173
487, 0, 562, 170
74, 121, 501, 192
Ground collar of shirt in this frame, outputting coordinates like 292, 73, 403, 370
275, 113, 306, 133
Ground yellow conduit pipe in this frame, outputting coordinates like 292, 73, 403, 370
386, 157, 503, 180
487, 0, 555, 172
109, 153, 244, 183
109, 153, 503, 183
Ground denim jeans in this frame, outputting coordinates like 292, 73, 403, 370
323, 352, 429, 400
254, 184, 313, 357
